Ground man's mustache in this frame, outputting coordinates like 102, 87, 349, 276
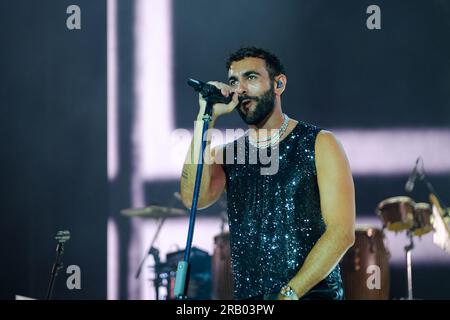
238, 95, 259, 104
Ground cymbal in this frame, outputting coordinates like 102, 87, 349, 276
121, 205, 188, 218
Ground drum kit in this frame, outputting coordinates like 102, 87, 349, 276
377, 196, 433, 236
121, 190, 449, 300
342, 194, 450, 300
120, 200, 231, 300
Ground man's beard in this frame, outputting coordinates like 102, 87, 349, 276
237, 86, 276, 125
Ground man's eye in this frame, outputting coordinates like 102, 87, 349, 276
229, 81, 237, 86
248, 75, 257, 80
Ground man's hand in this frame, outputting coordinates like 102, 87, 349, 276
198, 81, 239, 120
277, 285, 300, 300
277, 293, 299, 300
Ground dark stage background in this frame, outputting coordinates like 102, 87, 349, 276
0, 0, 107, 299
1, 0, 449, 300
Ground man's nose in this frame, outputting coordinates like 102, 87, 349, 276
235, 81, 247, 95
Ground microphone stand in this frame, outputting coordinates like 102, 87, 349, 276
46, 230, 70, 300
405, 157, 448, 218
174, 96, 219, 300
410, 158, 449, 218
404, 231, 414, 300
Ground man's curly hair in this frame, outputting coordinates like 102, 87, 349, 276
225, 47, 286, 80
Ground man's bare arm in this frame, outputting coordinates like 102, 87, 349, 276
180, 82, 238, 209
283, 130, 355, 299
180, 120, 226, 209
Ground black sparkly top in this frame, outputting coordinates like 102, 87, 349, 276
222, 120, 344, 300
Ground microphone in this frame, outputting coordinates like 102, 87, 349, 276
55, 230, 71, 243
405, 157, 422, 192
187, 78, 233, 104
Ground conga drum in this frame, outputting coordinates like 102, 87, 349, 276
212, 232, 234, 300
377, 196, 415, 232
341, 227, 390, 299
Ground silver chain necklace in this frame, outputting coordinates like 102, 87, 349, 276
248, 114, 290, 149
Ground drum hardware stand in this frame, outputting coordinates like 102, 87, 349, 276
404, 231, 414, 300
174, 79, 231, 300
134, 217, 166, 300
403, 158, 449, 299
149, 247, 164, 300
135, 193, 180, 300
46, 230, 70, 300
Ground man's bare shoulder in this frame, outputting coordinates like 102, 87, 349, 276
316, 130, 342, 150
315, 130, 350, 163
315, 130, 351, 173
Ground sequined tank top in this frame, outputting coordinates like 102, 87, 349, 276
222, 120, 344, 300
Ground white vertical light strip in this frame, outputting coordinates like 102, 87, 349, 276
107, 0, 118, 182
107, 0, 119, 300
132, 0, 174, 299
135, 0, 174, 181
107, 217, 119, 300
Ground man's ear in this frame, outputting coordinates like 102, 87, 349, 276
277, 80, 283, 88
274, 74, 287, 95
